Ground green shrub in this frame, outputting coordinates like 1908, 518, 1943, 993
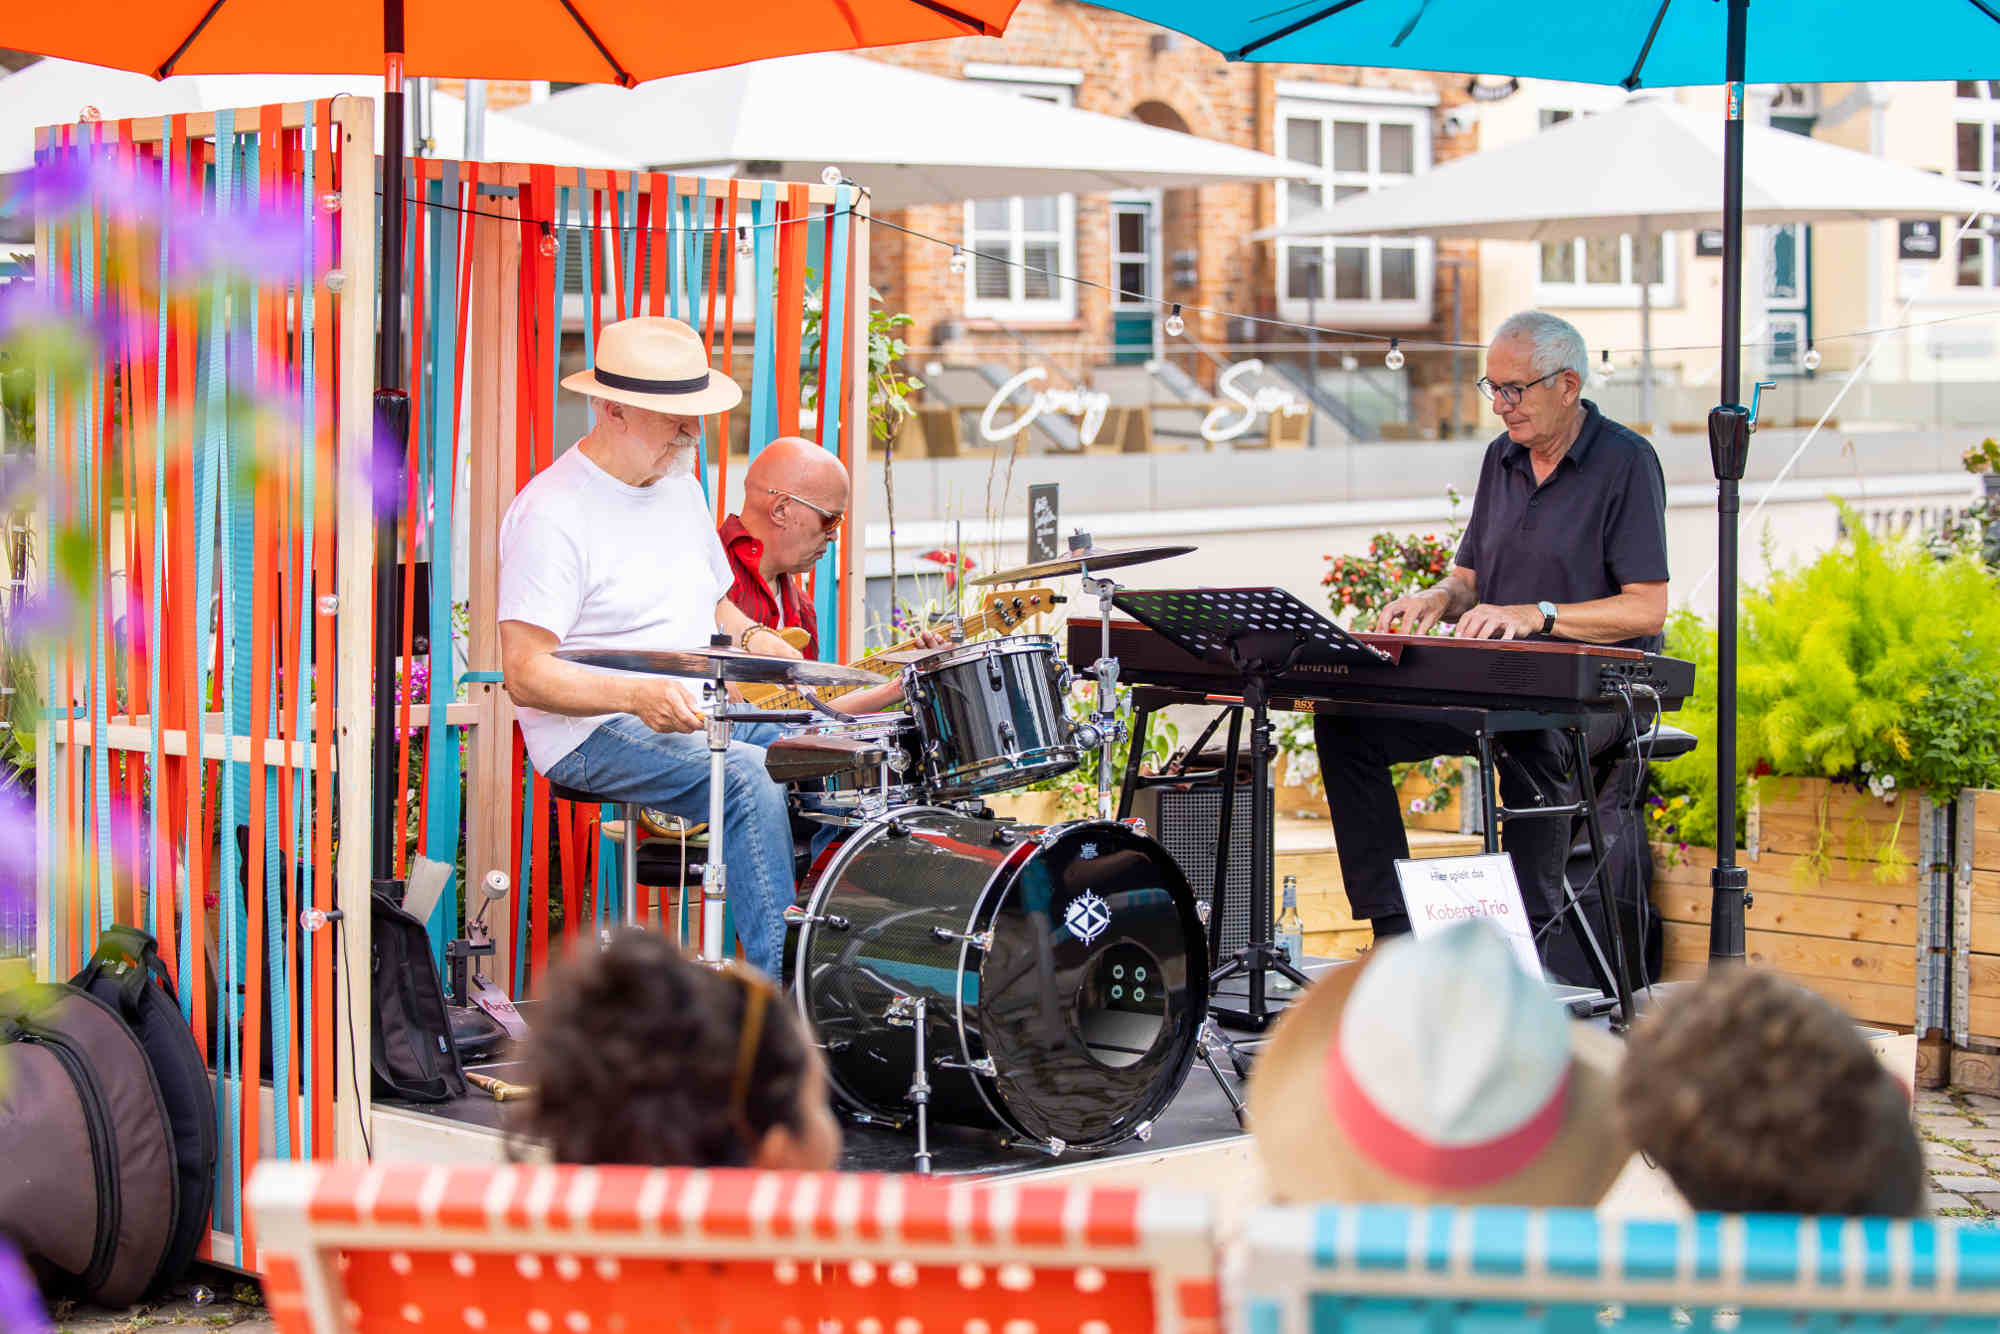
1653, 512, 2000, 849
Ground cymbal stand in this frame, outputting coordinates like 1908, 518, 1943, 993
701, 635, 733, 964
1075, 534, 1126, 822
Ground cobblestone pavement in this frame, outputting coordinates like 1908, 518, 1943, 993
46, 1089, 2000, 1329
1918, 1086, 2000, 1218
52, 1270, 274, 1333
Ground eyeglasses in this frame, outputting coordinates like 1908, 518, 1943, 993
1475, 370, 1562, 407
768, 487, 844, 533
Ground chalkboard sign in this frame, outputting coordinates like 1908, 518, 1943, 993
1028, 484, 1060, 563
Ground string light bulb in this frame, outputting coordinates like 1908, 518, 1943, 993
323, 270, 346, 293
1597, 349, 1612, 384
1384, 338, 1405, 371
537, 225, 558, 259
821, 165, 845, 186
319, 190, 342, 215
1164, 304, 1186, 338
1802, 343, 1821, 371
78, 106, 101, 123
736, 227, 753, 258
948, 245, 970, 276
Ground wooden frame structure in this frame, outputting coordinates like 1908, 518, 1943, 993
31, 96, 871, 1272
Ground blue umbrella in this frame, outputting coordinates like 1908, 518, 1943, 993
1092, 0, 2000, 968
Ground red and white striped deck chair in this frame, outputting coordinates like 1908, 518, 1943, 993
249, 1161, 1220, 1334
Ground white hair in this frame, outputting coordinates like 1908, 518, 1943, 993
1493, 310, 1588, 387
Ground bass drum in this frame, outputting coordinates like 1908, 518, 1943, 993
787, 807, 1208, 1151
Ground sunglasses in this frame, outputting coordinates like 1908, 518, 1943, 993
768, 487, 844, 533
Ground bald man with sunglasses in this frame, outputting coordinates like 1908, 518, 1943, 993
719, 436, 938, 715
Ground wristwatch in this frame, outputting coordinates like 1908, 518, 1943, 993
1537, 600, 1558, 636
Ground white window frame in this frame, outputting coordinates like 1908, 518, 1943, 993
962, 74, 1079, 322
1273, 92, 1434, 327
1954, 82, 2000, 292
1530, 104, 1679, 309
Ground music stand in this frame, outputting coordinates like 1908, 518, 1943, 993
1114, 588, 1393, 1030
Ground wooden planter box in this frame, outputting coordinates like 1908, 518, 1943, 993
983, 790, 1065, 826
1398, 761, 1472, 834
1650, 778, 1924, 1032
1950, 788, 2000, 1093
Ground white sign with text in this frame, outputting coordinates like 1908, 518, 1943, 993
1199, 359, 1311, 443
1394, 853, 1543, 979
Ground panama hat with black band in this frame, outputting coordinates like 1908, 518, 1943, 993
560, 316, 743, 416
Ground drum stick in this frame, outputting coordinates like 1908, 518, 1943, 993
466, 1071, 534, 1102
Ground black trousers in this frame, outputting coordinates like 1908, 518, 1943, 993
1312, 710, 1624, 928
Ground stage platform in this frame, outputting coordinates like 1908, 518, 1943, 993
369, 962, 1336, 1199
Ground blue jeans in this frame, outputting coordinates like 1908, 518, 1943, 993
545, 716, 793, 976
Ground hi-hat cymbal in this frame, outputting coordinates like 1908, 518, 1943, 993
554, 646, 884, 688
971, 542, 1195, 587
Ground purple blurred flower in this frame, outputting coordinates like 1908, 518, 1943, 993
164, 190, 310, 285
0, 148, 164, 233
0, 284, 125, 364
363, 411, 407, 518
6, 589, 78, 646
0, 786, 34, 923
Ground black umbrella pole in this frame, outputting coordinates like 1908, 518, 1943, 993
370, 44, 410, 899
1706, 0, 1752, 965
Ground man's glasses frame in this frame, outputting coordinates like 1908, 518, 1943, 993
768, 486, 844, 533
1475, 370, 1563, 407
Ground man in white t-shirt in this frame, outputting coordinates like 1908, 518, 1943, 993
498, 316, 800, 976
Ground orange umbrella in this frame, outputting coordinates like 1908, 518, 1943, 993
7, 1, 1017, 84
9, 0, 1020, 890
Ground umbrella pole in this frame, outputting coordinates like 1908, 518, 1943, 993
371, 10, 411, 901
1638, 215, 1655, 427
1706, 0, 1752, 966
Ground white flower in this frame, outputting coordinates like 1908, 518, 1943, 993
1409, 799, 1424, 814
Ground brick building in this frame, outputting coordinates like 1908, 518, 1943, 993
854, 2, 1487, 435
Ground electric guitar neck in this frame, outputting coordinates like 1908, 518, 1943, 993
740, 587, 1062, 712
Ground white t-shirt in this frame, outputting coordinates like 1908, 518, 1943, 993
498, 446, 731, 772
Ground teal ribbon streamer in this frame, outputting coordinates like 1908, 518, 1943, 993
746, 183, 779, 464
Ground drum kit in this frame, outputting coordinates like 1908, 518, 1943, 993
556, 532, 1249, 1170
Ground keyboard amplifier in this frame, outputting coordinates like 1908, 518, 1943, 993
1133, 781, 1273, 960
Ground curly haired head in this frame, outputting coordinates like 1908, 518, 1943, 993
516, 930, 839, 1169
1618, 968, 1922, 1216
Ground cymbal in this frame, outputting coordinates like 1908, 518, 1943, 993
970, 542, 1195, 587
554, 646, 884, 688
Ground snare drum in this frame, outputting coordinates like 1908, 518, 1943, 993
904, 635, 1079, 799
784, 714, 925, 825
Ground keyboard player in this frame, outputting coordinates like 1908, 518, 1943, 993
1318, 311, 1669, 948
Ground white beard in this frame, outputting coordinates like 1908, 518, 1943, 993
663, 435, 700, 478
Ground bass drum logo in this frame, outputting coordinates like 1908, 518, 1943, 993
1063, 890, 1112, 946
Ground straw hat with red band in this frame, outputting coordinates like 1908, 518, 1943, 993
1248, 921, 1629, 1208
560, 316, 744, 416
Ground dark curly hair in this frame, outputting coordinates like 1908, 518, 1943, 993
516, 930, 821, 1167
1617, 967, 1923, 1217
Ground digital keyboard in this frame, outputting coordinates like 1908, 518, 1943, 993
1067, 618, 1695, 713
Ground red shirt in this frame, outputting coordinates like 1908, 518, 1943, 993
719, 514, 819, 658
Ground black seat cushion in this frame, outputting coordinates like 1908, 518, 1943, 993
1611, 722, 1698, 763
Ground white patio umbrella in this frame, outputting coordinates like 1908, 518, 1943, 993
0, 57, 633, 238
1254, 95, 2000, 422
501, 51, 1304, 209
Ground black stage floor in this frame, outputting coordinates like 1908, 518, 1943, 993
383, 962, 1341, 1177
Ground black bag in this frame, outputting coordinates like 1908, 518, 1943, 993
0, 982, 177, 1307
371, 888, 466, 1103
70, 926, 217, 1294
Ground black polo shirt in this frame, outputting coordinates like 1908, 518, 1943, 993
1453, 399, 1669, 652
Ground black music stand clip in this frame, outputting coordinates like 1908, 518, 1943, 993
1114, 589, 1389, 1031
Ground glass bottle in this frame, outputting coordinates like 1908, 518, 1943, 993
1274, 874, 1305, 992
